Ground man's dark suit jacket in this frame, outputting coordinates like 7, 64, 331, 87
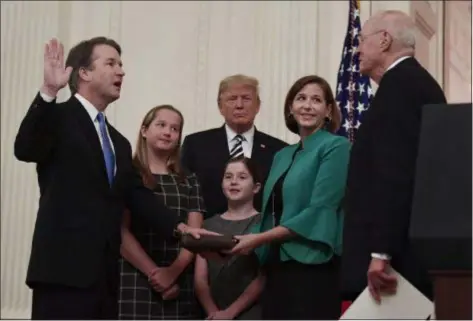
181, 125, 287, 218
341, 57, 447, 300
14, 93, 180, 290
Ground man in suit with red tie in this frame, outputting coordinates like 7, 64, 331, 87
181, 74, 288, 218
341, 10, 447, 305
14, 37, 216, 320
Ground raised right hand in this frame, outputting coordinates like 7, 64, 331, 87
41, 38, 73, 97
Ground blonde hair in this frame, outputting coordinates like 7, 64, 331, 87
217, 74, 260, 102
133, 105, 185, 188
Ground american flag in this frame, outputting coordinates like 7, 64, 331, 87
335, 0, 374, 143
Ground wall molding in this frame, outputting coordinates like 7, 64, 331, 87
443, 0, 472, 102
1, 307, 30, 320
194, 1, 211, 133
1, 1, 60, 318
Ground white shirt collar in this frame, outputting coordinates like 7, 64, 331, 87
74, 93, 101, 122
225, 123, 255, 143
386, 56, 412, 72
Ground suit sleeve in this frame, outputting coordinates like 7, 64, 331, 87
180, 135, 194, 173
14, 92, 59, 163
368, 77, 424, 257
124, 144, 180, 239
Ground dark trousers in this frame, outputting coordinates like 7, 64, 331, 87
31, 250, 119, 320
261, 257, 342, 320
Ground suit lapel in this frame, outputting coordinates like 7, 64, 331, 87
251, 130, 266, 159
70, 98, 110, 188
215, 125, 232, 162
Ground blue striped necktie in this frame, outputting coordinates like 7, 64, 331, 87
96, 112, 115, 185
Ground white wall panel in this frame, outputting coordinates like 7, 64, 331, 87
444, 0, 472, 103
65, 1, 124, 122
116, 1, 206, 144
410, 0, 444, 86
115, 1, 320, 146
1, 1, 60, 318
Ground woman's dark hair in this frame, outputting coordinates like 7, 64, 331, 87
224, 156, 263, 184
283, 75, 342, 135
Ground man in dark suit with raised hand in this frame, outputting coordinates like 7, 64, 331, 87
14, 37, 216, 320
341, 10, 447, 304
181, 74, 287, 218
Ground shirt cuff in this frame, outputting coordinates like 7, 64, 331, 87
39, 91, 55, 102
371, 252, 391, 260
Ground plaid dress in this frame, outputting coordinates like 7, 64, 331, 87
118, 173, 205, 320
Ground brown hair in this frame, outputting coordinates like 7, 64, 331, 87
133, 105, 186, 188
283, 75, 342, 135
65, 36, 122, 94
224, 156, 263, 184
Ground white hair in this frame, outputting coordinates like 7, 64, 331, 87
390, 22, 416, 49
374, 10, 417, 49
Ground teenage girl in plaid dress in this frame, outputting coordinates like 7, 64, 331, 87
118, 105, 205, 320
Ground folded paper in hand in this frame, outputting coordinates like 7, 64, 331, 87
340, 269, 434, 320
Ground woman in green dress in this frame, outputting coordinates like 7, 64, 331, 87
194, 156, 264, 320
230, 75, 351, 320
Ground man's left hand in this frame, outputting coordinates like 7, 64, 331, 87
367, 258, 398, 303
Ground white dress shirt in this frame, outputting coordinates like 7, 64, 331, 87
225, 124, 255, 158
39, 91, 116, 171
386, 56, 412, 72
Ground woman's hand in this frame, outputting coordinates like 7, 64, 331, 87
177, 223, 221, 239
161, 284, 180, 300
206, 309, 236, 320
229, 234, 264, 255
148, 267, 178, 292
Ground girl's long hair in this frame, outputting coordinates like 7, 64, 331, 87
132, 105, 186, 188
